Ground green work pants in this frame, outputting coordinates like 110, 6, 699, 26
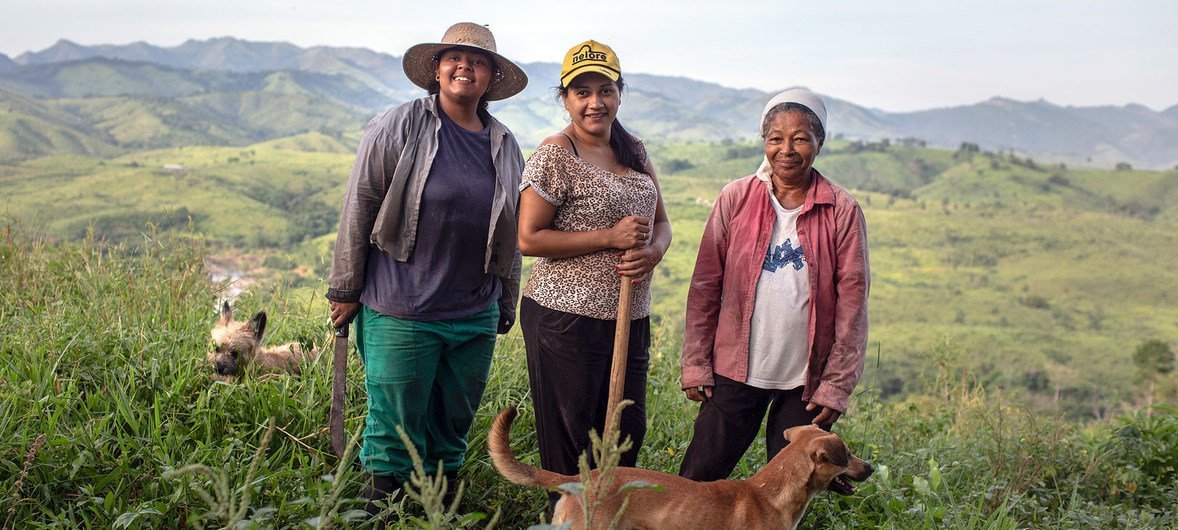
355, 303, 498, 481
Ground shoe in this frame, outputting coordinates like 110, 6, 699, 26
442, 470, 460, 508
363, 473, 402, 528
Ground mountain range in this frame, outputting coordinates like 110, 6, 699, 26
2, 37, 1176, 169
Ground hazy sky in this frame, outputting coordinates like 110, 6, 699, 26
3, 0, 1175, 112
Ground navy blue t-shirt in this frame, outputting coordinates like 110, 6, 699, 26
360, 108, 501, 320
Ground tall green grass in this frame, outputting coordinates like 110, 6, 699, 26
1, 223, 1175, 528
6, 140, 1177, 419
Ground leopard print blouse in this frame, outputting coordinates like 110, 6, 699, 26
520, 143, 657, 320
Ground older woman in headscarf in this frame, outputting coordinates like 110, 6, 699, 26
677, 88, 869, 481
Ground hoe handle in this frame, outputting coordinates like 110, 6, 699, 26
605, 277, 634, 437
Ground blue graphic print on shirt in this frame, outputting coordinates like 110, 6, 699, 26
763, 238, 805, 272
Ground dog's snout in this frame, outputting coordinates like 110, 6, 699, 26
848, 458, 874, 481
214, 361, 237, 376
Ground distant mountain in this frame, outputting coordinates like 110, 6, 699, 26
0, 54, 15, 71
4, 38, 1177, 169
0, 59, 382, 155
14, 38, 417, 99
16, 38, 304, 72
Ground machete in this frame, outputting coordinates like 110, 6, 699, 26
330, 324, 348, 458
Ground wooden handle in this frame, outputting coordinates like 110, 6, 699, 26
330, 326, 348, 458
604, 277, 634, 437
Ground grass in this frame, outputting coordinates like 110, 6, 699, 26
3, 138, 1177, 421
1, 220, 1176, 528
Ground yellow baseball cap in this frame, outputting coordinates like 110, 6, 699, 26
560, 40, 621, 87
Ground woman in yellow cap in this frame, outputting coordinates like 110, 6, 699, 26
517, 39, 671, 509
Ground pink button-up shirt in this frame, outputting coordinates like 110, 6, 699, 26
681, 170, 870, 412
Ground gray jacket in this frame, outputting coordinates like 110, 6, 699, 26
327, 95, 523, 326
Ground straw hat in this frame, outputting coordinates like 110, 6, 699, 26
402, 22, 528, 101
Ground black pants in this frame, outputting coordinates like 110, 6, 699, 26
678, 374, 824, 482
520, 297, 649, 507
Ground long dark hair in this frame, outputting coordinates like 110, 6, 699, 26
558, 77, 646, 174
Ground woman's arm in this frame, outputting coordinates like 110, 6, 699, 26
617, 158, 672, 282
328, 121, 401, 326
517, 187, 651, 258
680, 186, 731, 391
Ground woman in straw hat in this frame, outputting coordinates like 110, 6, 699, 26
517, 39, 671, 509
326, 22, 527, 517
678, 88, 870, 482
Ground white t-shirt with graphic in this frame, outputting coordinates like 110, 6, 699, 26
746, 194, 811, 390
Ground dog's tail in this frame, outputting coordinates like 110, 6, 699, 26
489, 406, 576, 489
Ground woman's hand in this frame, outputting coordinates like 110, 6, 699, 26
684, 386, 713, 402
806, 402, 843, 427
617, 244, 663, 283
607, 216, 651, 250
329, 301, 361, 329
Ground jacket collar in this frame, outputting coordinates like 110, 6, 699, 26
755, 166, 836, 212
424, 94, 503, 138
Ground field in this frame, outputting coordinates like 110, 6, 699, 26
1, 137, 1177, 527
1, 225, 1175, 528
3, 137, 1176, 417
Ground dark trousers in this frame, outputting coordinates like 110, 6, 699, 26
520, 297, 650, 507
678, 374, 823, 482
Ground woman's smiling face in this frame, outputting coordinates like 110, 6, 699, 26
763, 110, 820, 184
435, 47, 494, 104
562, 72, 621, 137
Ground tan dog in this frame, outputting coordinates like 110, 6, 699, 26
207, 301, 306, 379
489, 407, 873, 529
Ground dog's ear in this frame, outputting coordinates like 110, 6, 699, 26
783, 424, 816, 443
248, 311, 267, 341
812, 436, 850, 467
219, 301, 233, 325
783, 425, 801, 443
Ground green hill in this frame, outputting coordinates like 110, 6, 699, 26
0, 89, 119, 159
2, 137, 1175, 420
6, 46, 1177, 168
0, 64, 375, 160
0, 144, 347, 248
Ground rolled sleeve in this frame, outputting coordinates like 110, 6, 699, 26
520, 145, 571, 207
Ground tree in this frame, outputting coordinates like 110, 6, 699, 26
1133, 339, 1175, 415
953, 142, 980, 161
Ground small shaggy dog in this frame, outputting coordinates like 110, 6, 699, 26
207, 301, 306, 379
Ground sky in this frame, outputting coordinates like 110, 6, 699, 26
3, 0, 1176, 113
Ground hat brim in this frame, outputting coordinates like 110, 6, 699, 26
560, 64, 621, 88
402, 43, 528, 101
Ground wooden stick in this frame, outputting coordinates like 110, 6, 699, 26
604, 276, 634, 437
329, 325, 348, 458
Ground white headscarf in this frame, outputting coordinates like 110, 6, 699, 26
755, 87, 828, 182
